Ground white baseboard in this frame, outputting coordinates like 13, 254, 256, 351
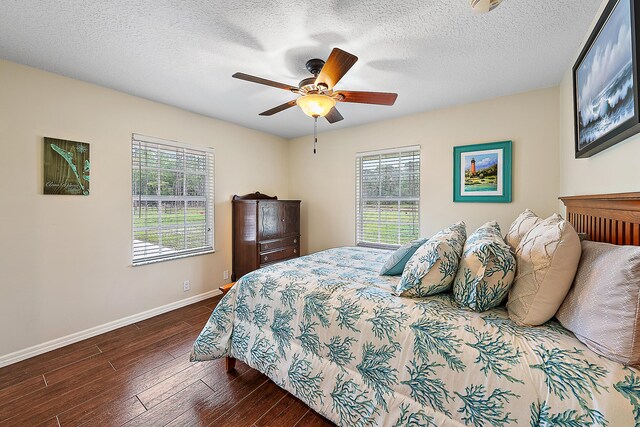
0, 289, 222, 369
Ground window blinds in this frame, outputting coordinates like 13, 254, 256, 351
132, 134, 214, 264
356, 146, 420, 247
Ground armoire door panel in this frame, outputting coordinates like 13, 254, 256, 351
282, 202, 300, 237
259, 202, 281, 240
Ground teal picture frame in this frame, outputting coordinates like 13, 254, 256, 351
453, 140, 512, 203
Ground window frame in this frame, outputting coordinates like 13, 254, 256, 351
355, 145, 421, 249
131, 133, 215, 266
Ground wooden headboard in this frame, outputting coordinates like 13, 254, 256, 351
560, 192, 640, 246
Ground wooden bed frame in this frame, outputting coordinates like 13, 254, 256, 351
560, 192, 640, 246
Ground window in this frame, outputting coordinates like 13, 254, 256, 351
356, 146, 420, 247
132, 134, 214, 264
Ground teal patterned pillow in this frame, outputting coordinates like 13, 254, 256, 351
380, 238, 428, 276
453, 221, 516, 312
395, 222, 467, 297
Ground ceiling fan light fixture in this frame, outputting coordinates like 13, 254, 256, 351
296, 94, 336, 118
470, 0, 503, 14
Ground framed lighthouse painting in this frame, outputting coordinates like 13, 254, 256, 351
453, 140, 512, 203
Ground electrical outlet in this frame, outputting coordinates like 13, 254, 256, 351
223, 270, 229, 280
183, 280, 190, 292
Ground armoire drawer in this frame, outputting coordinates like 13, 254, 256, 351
259, 236, 299, 252
260, 245, 298, 264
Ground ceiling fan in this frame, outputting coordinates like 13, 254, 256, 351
470, 0, 504, 13
232, 48, 398, 125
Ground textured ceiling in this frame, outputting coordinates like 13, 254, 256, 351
0, 0, 602, 138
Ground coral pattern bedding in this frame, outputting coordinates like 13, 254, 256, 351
191, 247, 640, 427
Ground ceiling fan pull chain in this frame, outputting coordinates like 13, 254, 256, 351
313, 116, 318, 154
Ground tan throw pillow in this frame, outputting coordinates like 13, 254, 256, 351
504, 209, 542, 251
507, 214, 581, 326
556, 241, 640, 366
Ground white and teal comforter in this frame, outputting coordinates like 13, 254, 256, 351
191, 247, 640, 426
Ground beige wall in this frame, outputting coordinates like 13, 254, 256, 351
0, 60, 289, 358
288, 87, 561, 255
559, 0, 640, 204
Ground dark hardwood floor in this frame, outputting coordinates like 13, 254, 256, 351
0, 296, 335, 426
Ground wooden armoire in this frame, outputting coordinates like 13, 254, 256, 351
231, 192, 301, 281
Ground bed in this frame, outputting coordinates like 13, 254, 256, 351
191, 193, 640, 427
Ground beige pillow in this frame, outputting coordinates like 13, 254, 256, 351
556, 241, 640, 365
507, 214, 581, 326
504, 209, 542, 251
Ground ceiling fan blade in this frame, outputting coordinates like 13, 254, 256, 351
325, 107, 344, 124
259, 100, 298, 116
233, 72, 297, 91
336, 91, 398, 106
315, 48, 358, 89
